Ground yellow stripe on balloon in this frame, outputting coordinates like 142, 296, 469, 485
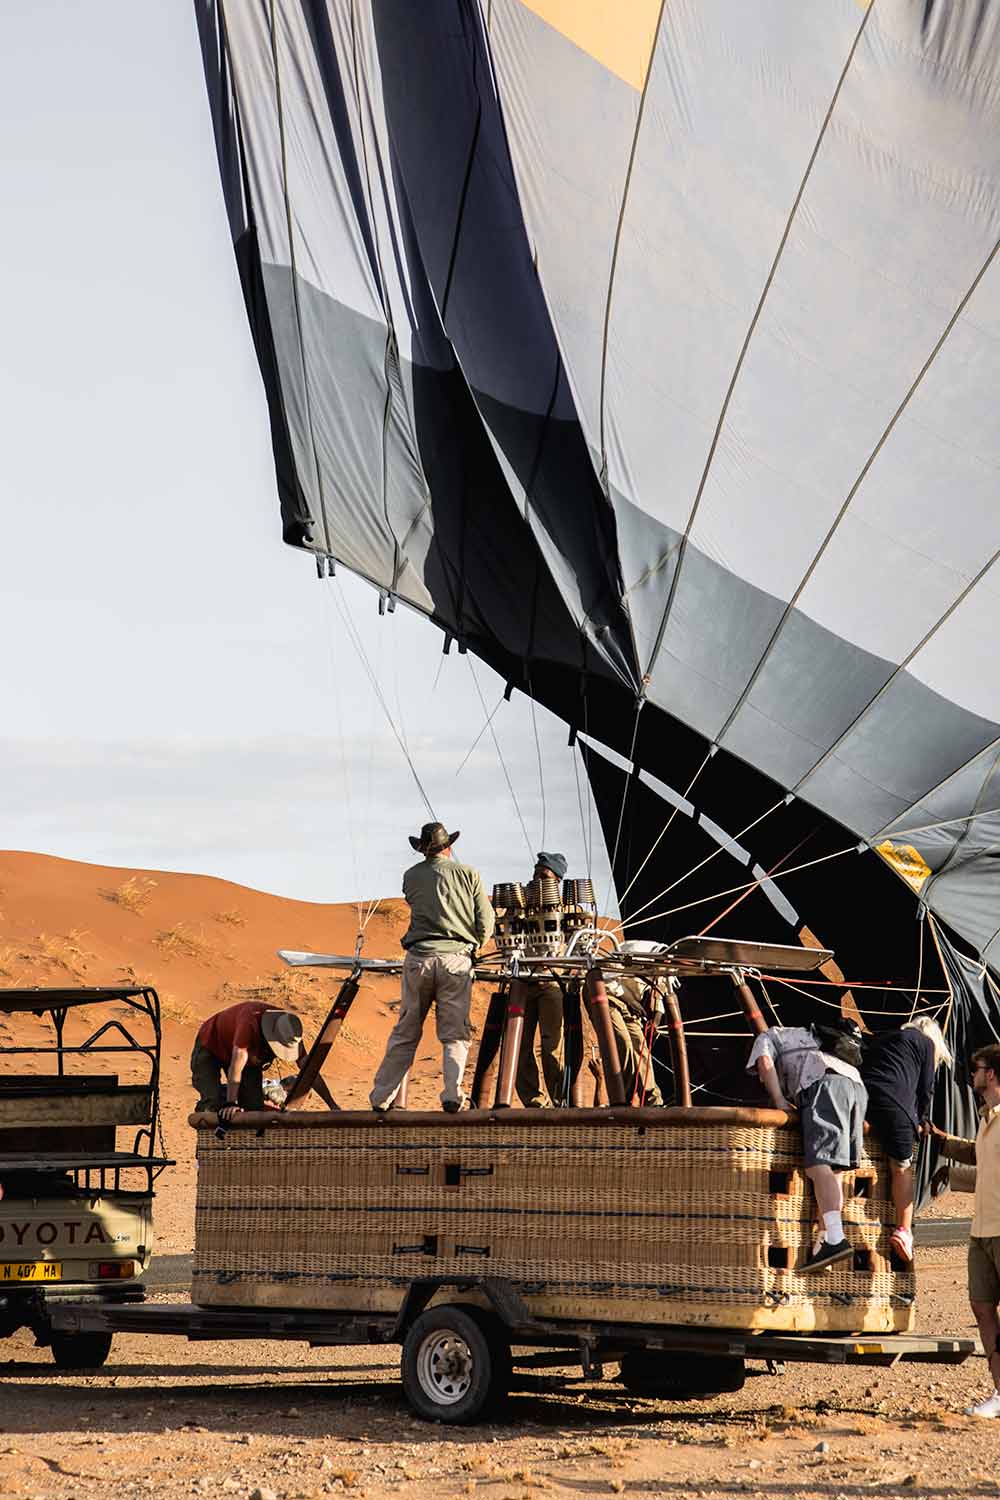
514, 0, 660, 90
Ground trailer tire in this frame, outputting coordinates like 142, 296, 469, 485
49, 1332, 114, 1370
618, 1351, 745, 1398
402, 1305, 504, 1424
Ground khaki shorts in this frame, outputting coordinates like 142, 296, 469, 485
968, 1236, 1000, 1304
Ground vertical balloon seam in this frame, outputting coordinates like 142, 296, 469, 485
917, 746, 1000, 902
347, 0, 406, 593
715, 232, 1000, 779
872, 738, 1000, 843
265, 0, 334, 557
791, 546, 1000, 806
596, 0, 669, 482
475, 5, 639, 685
210, 0, 314, 539
637, 1, 877, 686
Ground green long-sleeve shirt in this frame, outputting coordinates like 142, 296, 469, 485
401, 855, 496, 954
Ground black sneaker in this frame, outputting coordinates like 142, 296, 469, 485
442, 1098, 463, 1113
801, 1238, 852, 1273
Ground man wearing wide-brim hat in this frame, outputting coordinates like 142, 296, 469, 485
370, 821, 495, 1113
191, 1001, 338, 1119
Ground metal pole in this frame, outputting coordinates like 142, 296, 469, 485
583, 969, 627, 1106
470, 988, 507, 1107
661, 982, 691, 1106
54, 1008, 66, 1076
732, 971, 767, 1035
283, 971, 359, 1109
563, 979, 586, 1107
493, 979, 528, 1108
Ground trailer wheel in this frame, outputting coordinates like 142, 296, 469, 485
618, 1351, 745, 1398
402, 1305, 505, 1424
49, 1332, 114, 1370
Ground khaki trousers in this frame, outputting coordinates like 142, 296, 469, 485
609, 1003, 663, 1106
370, 951, 473, 1107
515, 980, 566, 1107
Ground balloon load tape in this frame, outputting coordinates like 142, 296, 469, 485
491, 877, 598, 958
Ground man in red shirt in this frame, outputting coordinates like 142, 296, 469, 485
191, 1000, 338, 1118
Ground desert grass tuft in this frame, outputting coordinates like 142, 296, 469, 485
102, 876, 157, 915
215, 968, 327, 1017
153, 923, 215, 964
0, 944, 22, 979
34, 928, 92, 978
158, 991, 194, 1024
213, 907, 246, 927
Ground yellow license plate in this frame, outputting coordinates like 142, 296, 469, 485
0, 1261, 62, 1282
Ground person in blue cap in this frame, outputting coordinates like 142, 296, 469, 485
516, 852, 569, 1107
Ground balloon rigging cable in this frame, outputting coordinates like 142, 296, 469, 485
614, 746, 717, 912
328, 578, 436, 820
620, 789, 789, 926
466, 655, 533, 862
622, 843, 860, 932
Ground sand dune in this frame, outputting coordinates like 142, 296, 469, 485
0, 849, 406, 1025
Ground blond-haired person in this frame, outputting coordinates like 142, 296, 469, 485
860, 1016, 952, 1265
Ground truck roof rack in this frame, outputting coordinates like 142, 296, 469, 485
0, 986, 157, 1013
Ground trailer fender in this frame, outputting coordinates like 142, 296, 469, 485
391, 1276, 531, 1339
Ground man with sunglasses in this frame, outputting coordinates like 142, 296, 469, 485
934, 1044, 1000, 1417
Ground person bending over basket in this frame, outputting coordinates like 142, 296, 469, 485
861, 1016, 951, 1266
747, 1020, 866, 1273
191, 1001, 338, 1120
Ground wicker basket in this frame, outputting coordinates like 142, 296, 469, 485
191, 1109, 915, 1333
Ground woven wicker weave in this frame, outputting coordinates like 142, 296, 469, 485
192, 1113, 915, 1333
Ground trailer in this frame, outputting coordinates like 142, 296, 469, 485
49, 1273, 973, 1423
39, 941, 976, 1422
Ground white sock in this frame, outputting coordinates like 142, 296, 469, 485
822, 1210, 844, 1244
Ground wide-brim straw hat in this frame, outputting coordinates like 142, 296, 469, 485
409, 820, 460, 854
261, 1009, 303, 1063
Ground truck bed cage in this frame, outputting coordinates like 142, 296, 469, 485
0, 1151, 172, 1170
0, 984, 166, 1182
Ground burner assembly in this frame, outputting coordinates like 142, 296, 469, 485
491, 877, 598, 959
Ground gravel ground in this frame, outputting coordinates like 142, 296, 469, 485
1, 1247, 997, 1500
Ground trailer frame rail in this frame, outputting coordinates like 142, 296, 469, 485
50, 1274, 974, 1370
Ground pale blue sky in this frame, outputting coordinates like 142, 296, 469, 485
0, 2, 611, 906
